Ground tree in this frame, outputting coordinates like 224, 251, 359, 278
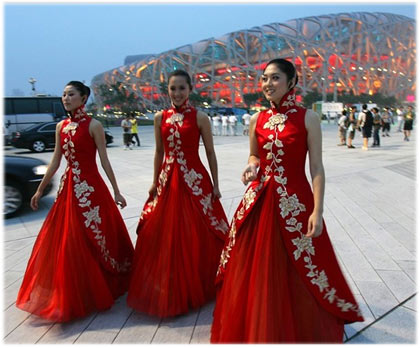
97, 82, 139, 113
189, 92, 212, 107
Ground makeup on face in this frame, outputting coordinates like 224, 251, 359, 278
168, 76, 191, 107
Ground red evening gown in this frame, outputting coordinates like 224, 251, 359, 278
127, 102, 228, 318
16, 106, 134, 322
211, 90, 364, 343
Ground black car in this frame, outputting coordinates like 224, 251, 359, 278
11, 122, 114, 152
4, 155, 54, 218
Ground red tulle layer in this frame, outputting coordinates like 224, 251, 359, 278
127, 167, 224, 318
16, 187, 132, 322
211, 183, 344, 343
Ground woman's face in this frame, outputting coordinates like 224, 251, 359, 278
62, 85, 85, 112
168, 76, 191, 107
261, 64, 290, 105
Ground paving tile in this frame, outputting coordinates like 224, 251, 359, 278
355, 280, 399, 319
38, 314, 96, 343
344, 294, 375, 340
113, 311, 161, 343
190, 301, 214, 344
377, 270, 416, 303
152, 309, 199, 343
3, 314, 53, 343
3, 304, 31, 338
402, 295, 416, 312
3, 275, 23, 310
347, 307, 416, 344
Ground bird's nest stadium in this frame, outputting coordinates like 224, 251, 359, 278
91, 12, 415, 110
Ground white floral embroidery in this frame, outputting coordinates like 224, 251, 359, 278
164, 108, 227, 234
74, 180, 94, 199
263, 112, 288, 132
282, 93, 296, 108
83, 205, 101, 227
59, 117, 130, 272
292, 236, 315, 260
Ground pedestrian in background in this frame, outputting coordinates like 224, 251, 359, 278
372, 107, 382, 147
242, 110, 251, 136
228, 112, 238, 136
121, 115, 132, 150
130, 113, 141, 146
381, 107, 392, 137
212, 113, 221, 136
337, 110, 348, 146
396, 107, 404, 132
403, 105, 415, 141
221, 113, 229, 136
347, 106, 357, 148
358, 104, 373, 150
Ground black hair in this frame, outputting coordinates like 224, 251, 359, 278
263, 58, 298, 90
372, 107, 379, 113
351, 106, 357, 110
362, 104, 368, 110
342, 110, 347, 116
66, 81, 90, 105
168, 70, 193, 90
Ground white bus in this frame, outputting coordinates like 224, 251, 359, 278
4, 96, 67, 134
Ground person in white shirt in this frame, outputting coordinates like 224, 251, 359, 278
396, 108, 404, 132
221, 113, 229, 136
228, 113, 238, 136
212, 113, 221, 136
121, 116, 133, 150
242, 111, 252, 135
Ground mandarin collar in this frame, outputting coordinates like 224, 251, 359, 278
269, 89, 297, 114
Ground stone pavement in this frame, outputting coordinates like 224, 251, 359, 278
2, 121, 416, 343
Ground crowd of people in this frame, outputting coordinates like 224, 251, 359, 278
337, 104, 415, 150
209, 111, 252, 136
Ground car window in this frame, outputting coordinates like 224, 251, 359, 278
39, 123, 57, 132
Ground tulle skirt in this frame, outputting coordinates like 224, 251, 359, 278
211, 182, 344, 343
127, 167, 224, 318
16, 181, 133, 322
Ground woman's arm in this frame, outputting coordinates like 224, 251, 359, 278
304, 109, 325, 238
149, 112, 164, 197
30, 121, 64, 210
90, 119, 126, 208
241, 112, 260, 185
197, 111, 221, 199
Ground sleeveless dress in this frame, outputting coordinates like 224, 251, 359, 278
127, 102, 228, 318
16, 106, 134, 322
211, 90, 364, 343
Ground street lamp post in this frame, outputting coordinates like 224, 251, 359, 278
28, 77, 37, 96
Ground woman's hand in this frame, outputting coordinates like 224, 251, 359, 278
115, 192, 127, 209
30, 191, 43, 210
212, 186, 222, 200
305, 212, 323, 238
241, 163, 258, 185
148, 183, 158, 198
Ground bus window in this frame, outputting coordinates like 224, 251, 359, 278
5, 99, 13, 114
13, 99, 38, 114
39, 99, 54, 113
53, 102, 66, 118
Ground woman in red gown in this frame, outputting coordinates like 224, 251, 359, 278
211, 59, 364, 343
127, 70, 228, 318
16, 81, 134, 322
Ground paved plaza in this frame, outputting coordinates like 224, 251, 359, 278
3, 121, 417, 344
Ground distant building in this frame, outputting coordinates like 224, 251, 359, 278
91, 12, 415, 110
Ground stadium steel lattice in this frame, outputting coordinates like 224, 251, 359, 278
91, 12, 415, 110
